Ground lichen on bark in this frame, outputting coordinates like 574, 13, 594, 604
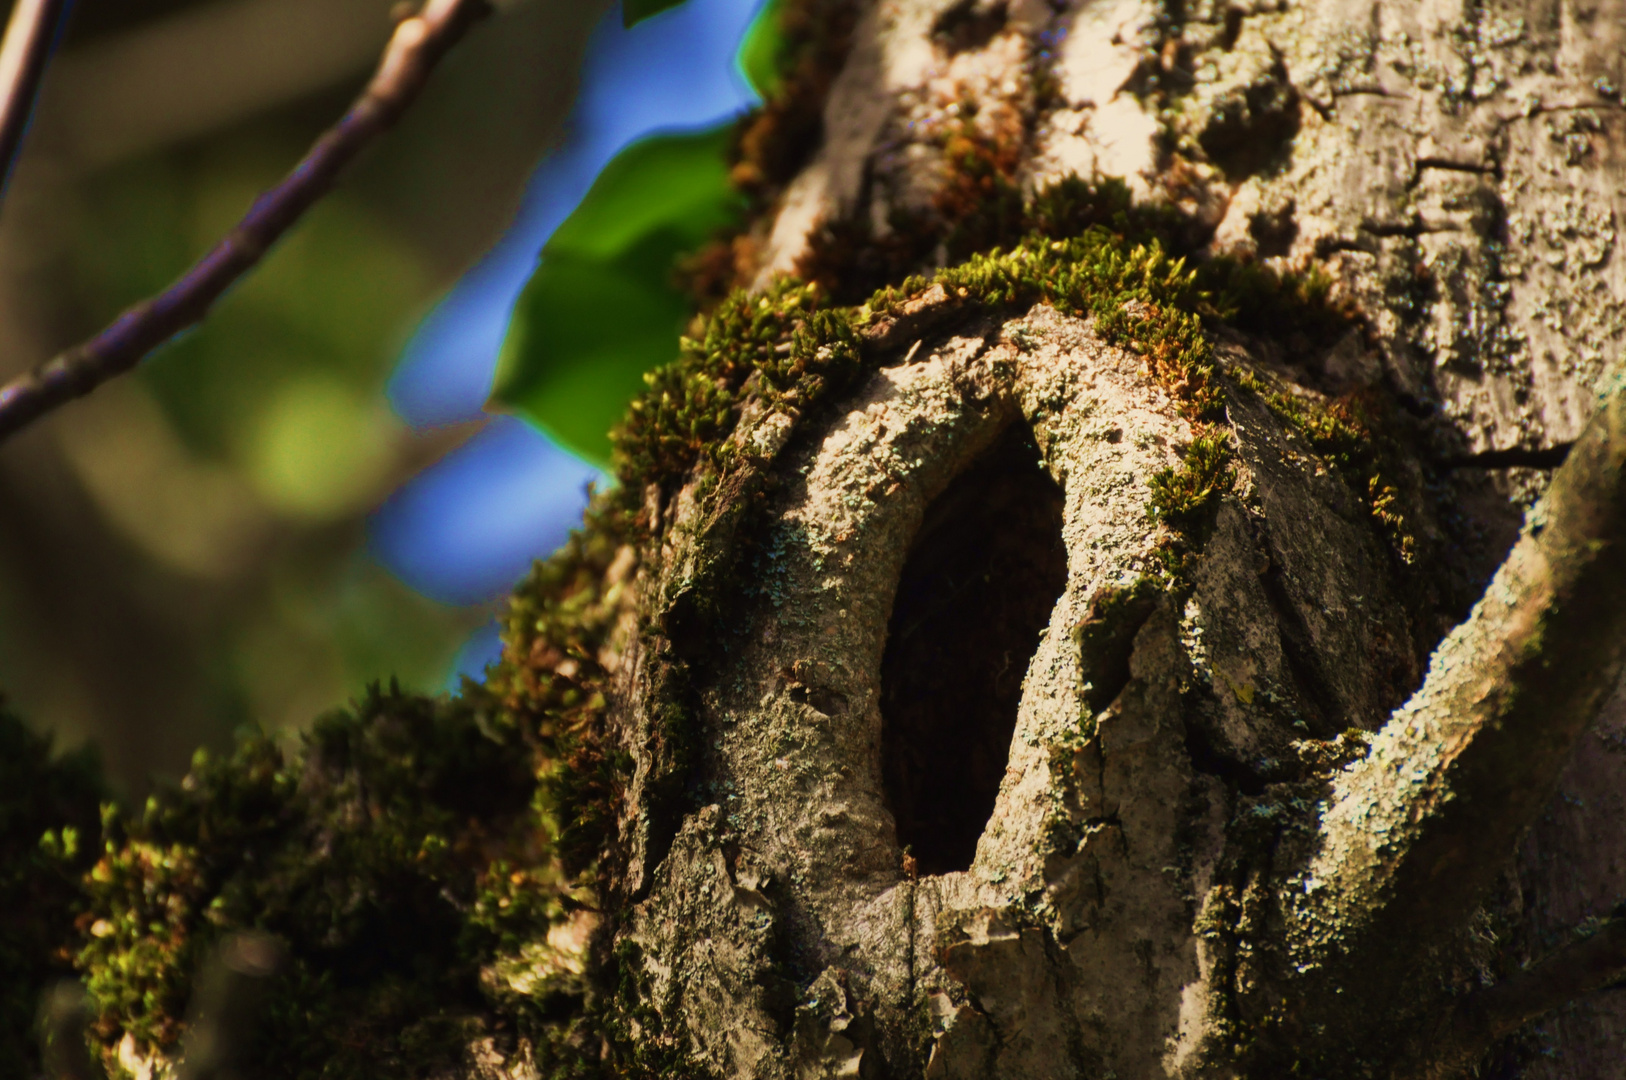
15, 186, 1455, 1077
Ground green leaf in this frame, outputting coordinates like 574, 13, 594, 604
737, 0, 789, 99
493, 126, 745, 466
623, 0, 689, 27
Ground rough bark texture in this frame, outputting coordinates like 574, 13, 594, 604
15, 0, 1626, 1077
612, 303, 1432, 1078
593, 0, 1626, 1072
1516, 694, 1626, 1080
767, 0, 1626, 458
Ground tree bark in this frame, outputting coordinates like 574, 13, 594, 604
581, 0, 1626, 1074
32, 0, 1626, 1077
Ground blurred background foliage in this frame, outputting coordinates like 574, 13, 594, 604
0, 0, 630, 794
491, 0, 784, 465
495, 125, 743, 466
0, 0, 774, 795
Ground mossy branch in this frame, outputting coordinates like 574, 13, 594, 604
0, 0, 493, 445
1295, 374, 1626, 1021
1147, 426, 1235, 538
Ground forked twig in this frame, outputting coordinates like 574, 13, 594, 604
0, 0, 72, 197
0, 0, 494, 444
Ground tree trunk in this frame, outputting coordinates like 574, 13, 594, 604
35, 0, 1626, 1077
580, 0, 1626, 1074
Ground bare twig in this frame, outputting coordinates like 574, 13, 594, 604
1293, 373, 1626, 992
0, 0, 493, 444
0, 0, 72, 195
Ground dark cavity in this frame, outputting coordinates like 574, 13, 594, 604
880, 423, 1069, 875
931, 0, 1008, 54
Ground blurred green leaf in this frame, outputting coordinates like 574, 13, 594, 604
493, 126, 745, 465
623, 0, 689, 27
737, 0, 788, 99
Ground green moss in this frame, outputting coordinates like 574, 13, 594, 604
614, 278, 826, 491
1233, 370, 1416, 563
490, 496, 633, 882
606, 173, 1370, 635
866, 227, 1224, 419
797, 168, 1202, 304
1026, 175, 1190, 251
1148, 426, 1237, 537
6, 165, 1389, 1078
616, 170, 1362, 526
0, 709, 103, 1077
71, 686, 552, 1079
1194, 255, 1355, 352
794, 114, 1026, 303
935, 112, 1027, 262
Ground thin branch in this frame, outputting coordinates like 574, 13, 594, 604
0, 0, 493, 444
1292, 377, 1626, 979
0, 0, 72, 196
1411, 915, 1626, 1080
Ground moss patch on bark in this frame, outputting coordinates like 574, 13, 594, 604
72, 687, 552, 1078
